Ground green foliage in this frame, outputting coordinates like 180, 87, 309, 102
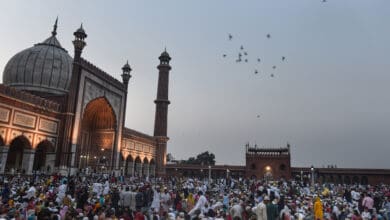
181, 151, 215, 165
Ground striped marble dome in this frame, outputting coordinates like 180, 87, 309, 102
2, 20, 72, 95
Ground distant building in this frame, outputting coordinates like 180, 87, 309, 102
0, 19, 171, 176
245, 143, 291, 180
166, 143, 390, 185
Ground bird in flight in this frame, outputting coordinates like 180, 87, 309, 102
240, 45, 244, 50
257, 115, 260, 118
272, 65, 276, 69
257, 58, 261, 62
322, 0, 327, 2
228, 34, 233, 40
223, 54, 227, 58
254, 70, 258, 74
243, 52, 248, 56
244, 59, 248, 63
270, 74, 274, 77
238, 53, 242, 58
236, 59, 242, 63
282, 56, 286, 61
266, 34, 271, 39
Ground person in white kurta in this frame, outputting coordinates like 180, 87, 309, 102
56, 182, 67, 204
93, 183, 103, 198
160, 189, 171, 213
252, 198, 267, 220
188, 191, 208, 216
151, 187, 161, 212
103, 181, 110, 196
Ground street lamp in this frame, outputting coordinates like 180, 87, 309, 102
226, 169, 230, 179
208, 165, 211, 186
311, 165, 315, 187
300, 170, 303, 183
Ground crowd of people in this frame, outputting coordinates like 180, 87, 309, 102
0, 173, 390, 220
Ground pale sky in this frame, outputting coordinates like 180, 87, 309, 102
1, 1, 389, 168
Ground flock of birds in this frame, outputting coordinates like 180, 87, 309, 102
221, 0, 328, 119
222, 33, 286, 79
221, 33, 289, 119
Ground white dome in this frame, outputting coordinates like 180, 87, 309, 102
2, 30, 72, 95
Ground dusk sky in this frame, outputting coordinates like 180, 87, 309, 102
1, 1, 389, 168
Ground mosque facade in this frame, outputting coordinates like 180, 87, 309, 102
0, 19, 171, 176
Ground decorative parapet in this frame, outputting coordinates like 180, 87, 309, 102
122, 127, 156, 144
246, 147, 290, 157
0, 84, 61, 112
80, 58, 126, 92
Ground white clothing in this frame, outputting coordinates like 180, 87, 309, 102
24, 186, 36, 199
252, 202, 267, 220
151, 188, 161, 212
189, 195, 208, 216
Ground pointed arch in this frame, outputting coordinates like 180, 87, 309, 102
135, 156, 142, 163
8, 135, 32, 149
33, 140, 55, 173
5, 135, 33, 172
142, 157, 150, 176
135, 156, 142, 177
78, 96, 117, 170
125, 154, 134, 176
149, 158, 156, 177
82, 96, 117, 130
352, 176, 360, 184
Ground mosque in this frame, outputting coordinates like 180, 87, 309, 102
2, 19, 390, 185
0, 19, 171, 176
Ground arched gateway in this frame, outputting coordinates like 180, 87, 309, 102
77, 97, 116, 172
0, 19, 171, 176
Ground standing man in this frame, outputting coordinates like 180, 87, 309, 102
188, 191, 208, 216
252, 195, 268, 220
267, 198, 279, 220
120, 186, 132, 210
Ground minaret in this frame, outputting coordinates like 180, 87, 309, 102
59, 23, 87, 174
154, 49, 171, 176
121, 60, 132, 89
72, 24, 87, 60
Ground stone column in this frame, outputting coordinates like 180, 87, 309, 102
131, 161, 135, 177
22, 149, 35, 175
150, 164, 155, 176
45, 153, 56, 174
123, 160, 127, 175
136, 163, 142, 177
0, 146, 9, 174
144, 163, 150, 177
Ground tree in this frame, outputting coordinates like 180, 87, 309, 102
196, 151, 215, 165
166, 153, 174, 162
182, 151, 216, 165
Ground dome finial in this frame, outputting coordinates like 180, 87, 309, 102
74, 22, 87, 40
159, 48, 171, 64
52, 16, 58, 36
